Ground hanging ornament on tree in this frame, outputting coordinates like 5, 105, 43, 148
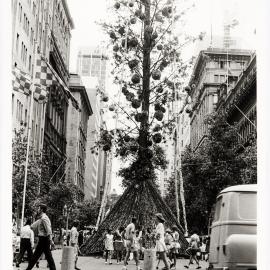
113, 44, 119, 52
102, 96, 109, 102
110, 31, 116, 39
152, 70, 161, 80
153, 133, 162, 143
131, 73, 141, 84
118, 26, 125, 36
114, 2, 121, 9
154, 110, 164, 121
129, 37, 138, 48
128, 59, 139, 69
156, 86, 163, 93
131, 99, 141, 109
157, 44, 163, 50
130, 17, 137, 24
184, 85, 191, 94
129, 1, 134, 7
109, 105, 115, 111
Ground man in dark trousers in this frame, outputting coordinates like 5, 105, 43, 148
26, 203, 56, 270
15, 219, 34, 267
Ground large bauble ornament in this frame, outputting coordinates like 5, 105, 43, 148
128, 59, 139, 69
152, 70, 161, 80
157, 44, 163, 50
156, 86, 163, 93
109, 105, 115, 111
153, 124, 161, 132
130, 17, 137, 24
152, 31, 158, 39
153, 133, 162, 143
114, 2, 121, 9
135, 113, 142, 122
124, 135, 130, 142
135, 9, 141, 17
129, 37, 138, 47
129, 1, 134, 7
139, 13, 146, 20
126, 92, 135, 102
154, 110, 164, 121
110, 31, 116, 39
131, 99, 141, 109
162, 7, 169, 17
113, 44, 119, 52
102, 96, 109, 102
185, 106, 192, 114
154, 103, 162, 111
118, 26, 125, 36
147, 140, 153, 147
131, 73, 141, 84
160, 106, 166, 113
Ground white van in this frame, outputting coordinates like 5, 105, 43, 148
208, 184, 257, 270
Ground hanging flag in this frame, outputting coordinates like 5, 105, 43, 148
12, 67, 31, 95
12, 67, 48, 103
35, 54, 80, 110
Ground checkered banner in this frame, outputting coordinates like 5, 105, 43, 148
12, 67, 31, 95
12, 67, 48, 103
35, 54, 80, 110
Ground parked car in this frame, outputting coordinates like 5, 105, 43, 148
208, 184, 257, 270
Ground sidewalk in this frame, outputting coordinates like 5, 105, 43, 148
14, 249, 209, 270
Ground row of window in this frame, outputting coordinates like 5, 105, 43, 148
17, 38, 32, 72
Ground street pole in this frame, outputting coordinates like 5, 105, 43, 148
21, 84, 34, 229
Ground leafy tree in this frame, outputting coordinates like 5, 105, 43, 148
12, 129, 44, 220
70, 200, 101, 229
93, 0, 201, 187
166, 112, 257, 234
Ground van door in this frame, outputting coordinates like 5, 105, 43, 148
209, 196, 223, 264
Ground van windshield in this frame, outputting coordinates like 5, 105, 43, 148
238, 192, 257, 220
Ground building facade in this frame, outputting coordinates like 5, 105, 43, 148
66, 74, 93, 200
216, 53, 256, 147
12, 0, 75, 184
188, 48, 253, 151
76, 46, 111, 200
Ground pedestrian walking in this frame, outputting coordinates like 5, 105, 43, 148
155, 213, 171, 270
104, 228, 114, 265
15, 219, 34, 268
78, 230, 84, 255
70, 221, 81, 270
171, 225, 180, 269
26, 203, 56, 270
184, 231, 201, 269
114, 227, 124, 264
200, 240, 206, 261
122, 217, 141, 270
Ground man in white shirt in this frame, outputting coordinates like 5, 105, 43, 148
70, 221, 80, 270
15, 219, 34, 267
123, 217, 141, 270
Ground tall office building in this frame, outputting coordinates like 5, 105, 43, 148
76, 46, 111, 200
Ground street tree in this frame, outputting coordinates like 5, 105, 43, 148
177, 112, 257, 234
12, 128, 45, 221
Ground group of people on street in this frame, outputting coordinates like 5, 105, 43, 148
14, 203, 81, 270
103, 213, 182, 270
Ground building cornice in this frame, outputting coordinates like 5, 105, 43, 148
62, 0, 74, 29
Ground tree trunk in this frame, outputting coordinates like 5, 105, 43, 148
139, 0, 151, 154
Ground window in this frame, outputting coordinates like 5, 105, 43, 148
28, 55, 31, 71
220, 75, 225, 83
220, 61, 224, 69
24, 109, 28, 123
238, 193, 257, 220
213, 196, 222, 222
20, 42, 23, 60
16, 34, 19, 52
19, 5, 22, 22
214, 75, 219, 83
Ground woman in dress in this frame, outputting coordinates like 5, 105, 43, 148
104, 228, 114, 265
155, 213, 170, 270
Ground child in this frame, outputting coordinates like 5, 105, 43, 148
104, 229, 114, 265
133, 230, 142, 269
114, 227, 124, 264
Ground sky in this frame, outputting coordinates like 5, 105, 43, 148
66, 0, 257, 194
